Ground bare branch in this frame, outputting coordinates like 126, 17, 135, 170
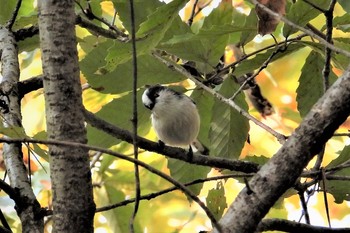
75, 15, 128, 41
187, 0, 199, 26
18, 75, 44, 98
83, 108, 260, 173
0, 25, 43, 232
230, 43, 287, 101
322, 0, 337, 92
6, 0, 22, 30
75, 0, 128, 39
258, 218, 350, 232
128, 0, 140, 231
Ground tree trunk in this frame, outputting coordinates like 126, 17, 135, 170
38, 1, 95, 232
0, 26, 43, 233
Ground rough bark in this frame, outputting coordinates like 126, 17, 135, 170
38, 1, 95, 232
213, 65, 350, 233
0, 26, 43, 233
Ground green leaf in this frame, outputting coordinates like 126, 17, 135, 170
206, 181, 227, 219
333, 14, 350, 33
0, 0, 35, 25
113, 0, 162, 33
104, 0, 186, 72
12, 15, 37, 30
283, 0, 329, 37
244, 155, 269, 165
167, 159, 210, 198
160, 1, 244, 73
80, 41, 184, 94
209, 78, 249, 159
136, 0, 186, 37
99, 184, 142, 233
338, 0, 350, 13
332, 39, 350, 71
324, 145, 350, 203
0, 1, 17, 24
18, 35, 39, 53
301, 40, 349, 71
0, 126, 27, 138
296, 51, 337, 117
191, 90, 215, 147
234, 43, 306, 77
86, 90, 151, 148
239, 8, 258, 46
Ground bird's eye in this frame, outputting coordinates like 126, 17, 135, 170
154, 93, 159, 98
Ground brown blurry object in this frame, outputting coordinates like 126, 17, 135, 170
255, 0, 287, 35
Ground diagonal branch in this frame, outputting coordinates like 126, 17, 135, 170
6, 0, 22, 30
212, 64, 350, 232
258, 218, 350, 232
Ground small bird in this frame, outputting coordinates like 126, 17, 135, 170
142, 85, 207, 156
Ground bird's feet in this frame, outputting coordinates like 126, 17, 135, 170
158, 140, 165, 150
187, 145, 193, 161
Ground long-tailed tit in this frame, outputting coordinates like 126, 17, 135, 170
142, 85, 208, 155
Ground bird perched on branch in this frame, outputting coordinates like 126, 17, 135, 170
142, 85, 208, 157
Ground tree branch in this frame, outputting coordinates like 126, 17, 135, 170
0, 24, 43, 233
75, 15, 128, 41
6, 0, 22, 30
129, 0, 140, 230
83, 108, 260, 173
258, 218, 350, 232
212, 65, 350, 232
18, 75, 44, 99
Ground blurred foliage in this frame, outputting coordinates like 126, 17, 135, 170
0, 0, 349, 232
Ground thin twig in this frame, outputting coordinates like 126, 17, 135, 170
6, 0, 22, 30
206, 33, 306, 86
298, 190, 311, 224
96, 173, 253, 212
333, 133, 350, 137
322, 0, 337, 92
74, 0, 128, 39
129, 0, 140, 231
258, 218, 350, 232
0, 137, 221, 231
230, 43, 287, 101
312, 145, 325, 171
187, 0, 199, 26
321, 168, 332, 228
90, 152, 103, 169
302, 0, 326, 13
0, 209, 11, 232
